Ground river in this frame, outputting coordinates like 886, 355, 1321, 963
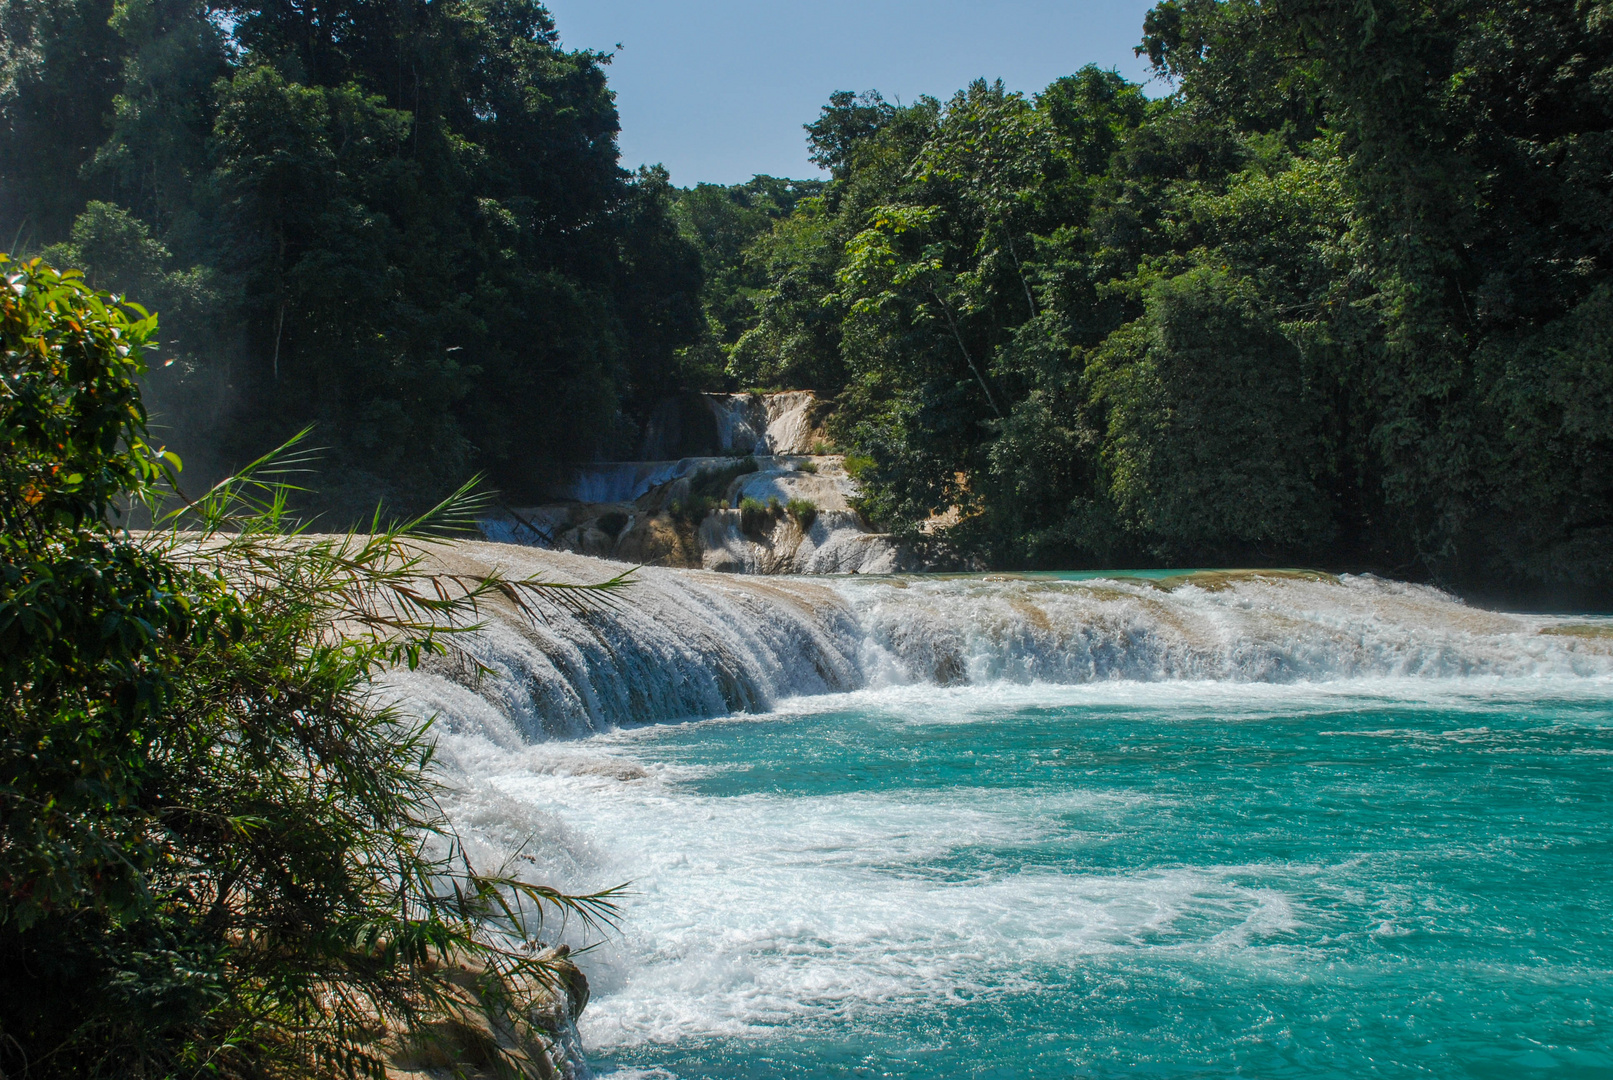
383, 548, 1613, 1078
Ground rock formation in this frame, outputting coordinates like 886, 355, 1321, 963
385, 946, 593, 1080
481, 392, 921, 574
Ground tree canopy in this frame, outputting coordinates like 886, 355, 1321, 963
4, 0, 1609, 601
1, 0, 703, 513
709, 0, 1613, 602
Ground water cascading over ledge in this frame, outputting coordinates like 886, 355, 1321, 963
382, 544, 1613, 745
478, 391, 926, 575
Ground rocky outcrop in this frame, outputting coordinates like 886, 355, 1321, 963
386, 946, 592, 1080
729, 454, 857, 509
481, 455, 913, 575
752, 390, 825, 454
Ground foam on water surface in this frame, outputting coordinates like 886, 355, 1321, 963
385, 547, 1613, 741
379, 548, 1613, 1078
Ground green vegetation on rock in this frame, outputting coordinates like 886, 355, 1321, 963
787, 498, 819, 531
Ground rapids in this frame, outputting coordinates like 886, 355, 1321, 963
385, 548, 1610, 738
381, 544, 1613, 1078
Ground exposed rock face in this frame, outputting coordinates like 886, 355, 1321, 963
386, 947, 593, 1080
754, 390, 823, 454
486, 392, 916, 574
730, 454, 857, 509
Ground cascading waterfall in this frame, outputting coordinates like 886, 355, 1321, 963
382, 544, 1613, 1080
384, 545, 865, 741
385, 547, 1611, 743
494, 391, 896, 576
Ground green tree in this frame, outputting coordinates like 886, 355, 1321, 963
724, 4, 1610, 600
0, 0, 124, 242
671, 174, 822, 388
0, 254, 620, 1077
1089, 268, 1334, 558
1141, 0, 1613, 590
3, 0, 705, 516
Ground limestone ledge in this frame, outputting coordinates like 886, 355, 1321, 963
483, 455, 924, 574
386, 945, 592, 1080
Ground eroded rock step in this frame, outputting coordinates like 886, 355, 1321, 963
478, 392, 919, 574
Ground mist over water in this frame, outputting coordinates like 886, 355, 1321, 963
382, 550, 1613, 1078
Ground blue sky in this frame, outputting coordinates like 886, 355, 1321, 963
542, 0, 1162, 187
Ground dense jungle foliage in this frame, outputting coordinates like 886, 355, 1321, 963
1, 0, 1609, 1069
5, 0, 1610, 600
0, 255, 619, 1077
668, 174, 823, 390
702, 1, 1613, 601
0, 0, 704, 514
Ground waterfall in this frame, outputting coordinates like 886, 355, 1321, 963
701, 391, 821, 455
386, 545, 1613, 1080
556, 393, 828, 503
383, 545, 1613, 742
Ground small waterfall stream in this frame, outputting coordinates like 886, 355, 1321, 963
479, 392, 908, 574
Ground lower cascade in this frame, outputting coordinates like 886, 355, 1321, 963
383, 545, 1613, 1079
386, 545, 1611, 741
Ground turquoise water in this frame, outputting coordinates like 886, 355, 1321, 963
398, 565, 1613, 1078
501, 680, 1613, 1078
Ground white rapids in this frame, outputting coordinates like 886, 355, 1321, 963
382, 544, 1613, 743
375, 543, 1613, 1073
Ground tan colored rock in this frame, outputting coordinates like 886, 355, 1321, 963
728, 456, 856, 511
385, 947, 591, 1080
756, 390, 827, 454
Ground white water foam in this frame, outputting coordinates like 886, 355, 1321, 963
384, 547, 1613, 743
417, 675, 1608, 1055
472, 761, 1303, 1048
374, 547, 1613, 1059
838, 572, 1612, 685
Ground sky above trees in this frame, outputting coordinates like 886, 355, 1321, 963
544, 0, 1158, 185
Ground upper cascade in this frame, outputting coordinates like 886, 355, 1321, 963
637, 390, 823, 464
479, 390, 925, 575
498, 391, 830, 507
383, 546, 1613, 744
